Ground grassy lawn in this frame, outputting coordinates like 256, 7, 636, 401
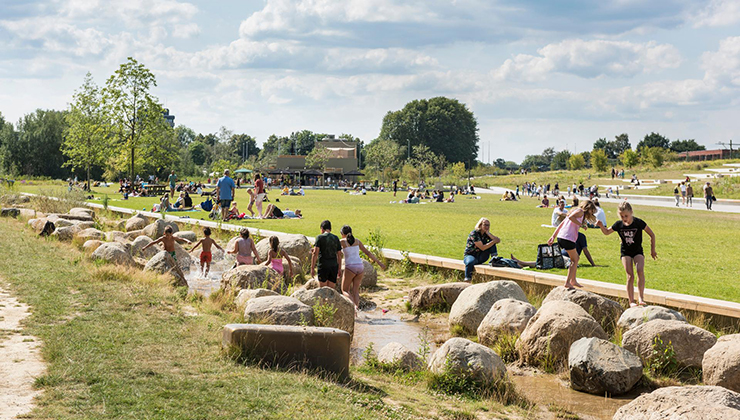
12, 181, 740, 303
0, 217, 533, 420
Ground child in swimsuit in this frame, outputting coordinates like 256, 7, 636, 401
190, 227, 224, 277
141, 225, 192, 282
262, 236, 293, 280
228, 228, 261, 266
339, 225, 387, 313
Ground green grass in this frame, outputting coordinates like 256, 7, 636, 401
12, 181, 740, 303
0, 218, 528, 419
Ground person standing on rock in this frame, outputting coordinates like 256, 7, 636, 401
463, 217, 500, 282
142, 226, 191, 283
596, 201, 657, 307
339, 225, 386, 312
548, 200, 597, 289
311, 220, 342, 288
215, 169, 236, 220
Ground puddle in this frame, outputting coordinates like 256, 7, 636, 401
185, 257, 232, 296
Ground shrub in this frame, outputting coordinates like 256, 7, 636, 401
646, 335, 678, 377
492, 333, 520, 364
312, 301, 338, 328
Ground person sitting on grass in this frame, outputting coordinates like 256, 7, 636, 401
445, 193, 455, 203
159, 193, 172, 211
189, 227, 224, 277
183, 191, 193, 209
551, 200, 568, 227
173, 192, 185, 209
538, 195, 550, 208
226, 202, 246, 220
142, 226, 191, 281
463, 217, 500, 282
262, 236, 293, 280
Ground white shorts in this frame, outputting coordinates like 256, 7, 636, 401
256, 193, 266, 203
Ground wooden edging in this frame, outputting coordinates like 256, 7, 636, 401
44, 197, 740, 321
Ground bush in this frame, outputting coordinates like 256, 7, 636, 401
591, 149, 609, 172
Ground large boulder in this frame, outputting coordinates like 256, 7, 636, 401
428, 338, 506, 384
82, 240, 104, 254
131, 236, 158, 259
105, 231, 127, 242
477, 298, 537, 345
243, 295, 314, 326
51, 218, 75, 228
613, 385, 740, 420
124, 229, 144, 240
0, 208, 20, 218
142, 219, 179, 239
517, 301, 607, 367
408, 282, 471, 312
74, 228, 105, 242
172, 243, 193, 271
51, 225, 80, 241
448, 281, 528, 335
125, 213, 149, 232
617, 305, 687, 331
255, 234, 312, 265
703, 334, 740, 392
291, 287, 354, 336
91, 242, 135, 266
18, 208, 37, 219
221, 265, 282, 291
622, 320, 717, 369
74, 221, 95, 230
235, 288, 279, 309
144, 251, 186, 287
542, 286, 623, 329
568, 337, 643, 396
377, 342, 423, 371
174, 231, 197, 242
69, 207, 94, 218
281, 255, 303, 281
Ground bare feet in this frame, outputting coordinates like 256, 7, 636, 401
571, 281, 584, 288
564, 282, 575, 290
638, 300, 647, 306
629, 302, 638, 308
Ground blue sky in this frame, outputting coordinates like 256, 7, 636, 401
1, 0, 739, 162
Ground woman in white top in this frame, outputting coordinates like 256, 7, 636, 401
339, 225, 386, 312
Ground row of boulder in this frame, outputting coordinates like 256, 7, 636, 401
408, 280, 740, 398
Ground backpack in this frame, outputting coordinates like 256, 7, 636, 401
536, 244, 565, 270
200, 198, 213, 212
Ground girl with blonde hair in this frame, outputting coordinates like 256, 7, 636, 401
548, 200, 597, 289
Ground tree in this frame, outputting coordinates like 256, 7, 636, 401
619, 149, 639, 168
62, 72, 109, 189
174, 125, 196, 146
541, 147, 556, 168
613, 133, 631, 155
103, 57, 170, 180
550, 150, 571, 170
2, 109, 68, 177
580, 151, 591, 168
637, 132, 670, 151
494, 158, 506, 169
0, 112, 15, 174
643, 147, 665, 168
670, 139, 705, 153
378, 97, 478, 164
591, 149, 609, 172
365, 139, 402, 182
306, 145, 332, 186
449, 161, 467, 178
228, 134, 260, 162
567, 154, 585, 170
188, 141, 208, 166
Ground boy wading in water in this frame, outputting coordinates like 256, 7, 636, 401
596, 202, 657, 307
190, 227, 224, 277
142, 226, 192, 286
311, 220, 342, 288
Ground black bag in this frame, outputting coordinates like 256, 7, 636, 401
489, 256, 521, 269
712, 195, 717, 202
536, 244, 565, 270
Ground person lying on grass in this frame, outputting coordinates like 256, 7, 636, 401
595, 201, 657, 308
263, 204, 302, 219
142, 226, 192, 280
189, 227, 224, 277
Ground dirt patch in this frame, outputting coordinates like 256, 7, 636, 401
0, 287, 45, 420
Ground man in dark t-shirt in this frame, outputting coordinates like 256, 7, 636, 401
311, 220, 342, 287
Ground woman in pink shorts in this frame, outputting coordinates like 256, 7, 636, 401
229, 228, 261, 266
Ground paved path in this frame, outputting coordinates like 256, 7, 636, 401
484, 186, 740, 214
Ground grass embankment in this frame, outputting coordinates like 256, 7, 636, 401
0, 218, 531, 419
12, 182, 740, 303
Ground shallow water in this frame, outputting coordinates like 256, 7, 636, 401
185, 258, 231, 296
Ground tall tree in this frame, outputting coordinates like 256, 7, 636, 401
591, 149, 609, 172
103, 57, 168, 180
378, 97, 478, 164
613, 133, 631, 155
365, 139, 402, 182
174, 125, 196, 146
670, 139, 705, 153
550, 150, 571, 170
637, 132, 670, 151
228, 134, 260, 162
62, 72, 109, 190
2, 109, 67, 177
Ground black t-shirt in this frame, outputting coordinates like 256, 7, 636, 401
464, 230, 496, 257
611, 218, 647, 256
314, 232, 341, 269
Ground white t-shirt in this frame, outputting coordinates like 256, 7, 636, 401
551, 207, 567, 227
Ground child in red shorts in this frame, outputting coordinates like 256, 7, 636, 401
190, 227, 224, 277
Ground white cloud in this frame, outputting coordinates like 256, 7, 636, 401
701, 36, 740, 87
693, 0, 740, 27
493, 39, 682, 82
172, 22, 201, 39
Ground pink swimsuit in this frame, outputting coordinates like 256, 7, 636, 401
271, 258, 284, 274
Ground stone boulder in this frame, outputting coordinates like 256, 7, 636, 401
174, 231, 197, 242
69, 207, 94, 218
291, 287, 354, 336
125, 213, 149, 232
280, 255, 303, 281
51, 225, 81, 241
622, 320, 717, 369
172, 243, 193, 271
255, 234, 312, 264
82, 240, 104, 254
18, 208, 37, 219
105, 231, 127, 242
91, 242, 134, 266
124, 229, 144, 240
568, 337, 643, 396
75, 221, 95, 230
131, 236, 158, 259
617, 305, 687, 331
542, 286, 623, 328
235, 288, 279, 309
377, 342, 423, 371
74, 228, 105, 242
243, 295, 314, 326
613, 386, 740, 420
0, 208, 20, 218
408, 282, 471, 312
144, 251, 186, 287
703, 334, 740, 392
517, 301, 607, 367
477, 299, 537, 345
51, 218, 75, 228
448, 280, 528, 335
142, 219, 179, 239
221, 265, 282, 291
428, 338, 506, 384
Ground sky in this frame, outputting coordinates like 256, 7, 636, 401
1, 0, 739, 162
